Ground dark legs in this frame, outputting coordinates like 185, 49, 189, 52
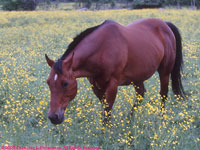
88, 77, 118, 122
89, 72, 170, 121
158, 54, 174, 111
131, 82, 146, 115
159, 73, 170, 111
133, 82, 146, 107
103, 78, 118, 122
130, 72, 170, 115
88, 77, 105, 100
131, 73, 170, 111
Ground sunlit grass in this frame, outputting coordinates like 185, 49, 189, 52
0, 9, 199, 149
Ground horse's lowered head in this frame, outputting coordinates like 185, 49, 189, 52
45, 53, 77, 125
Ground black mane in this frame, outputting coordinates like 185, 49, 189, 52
53, 21, 105, 74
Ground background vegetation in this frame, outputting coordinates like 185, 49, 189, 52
0, 0, 200, 10
0, 9, 199, 149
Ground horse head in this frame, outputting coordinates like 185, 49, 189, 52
45, 54, 77, 125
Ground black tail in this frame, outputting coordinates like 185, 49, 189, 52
166, 22, 185, 99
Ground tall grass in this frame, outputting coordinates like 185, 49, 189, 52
0, 9, 199, 149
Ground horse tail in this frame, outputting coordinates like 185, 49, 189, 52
166, 22, 185, 99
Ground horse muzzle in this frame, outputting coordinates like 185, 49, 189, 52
48, 108, 64, 125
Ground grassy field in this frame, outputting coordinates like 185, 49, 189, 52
0, 9, 200, 149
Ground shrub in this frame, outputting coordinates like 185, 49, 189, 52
132, 0, 162, 9
0, 0, 37, 11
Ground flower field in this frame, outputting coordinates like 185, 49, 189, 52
0, 9, 200, 149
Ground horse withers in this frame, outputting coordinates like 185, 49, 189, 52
45, 18, 185, 125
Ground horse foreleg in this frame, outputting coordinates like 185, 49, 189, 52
103, 78, 118, 122
88, 77, 118, 123
87, 77, 105, 100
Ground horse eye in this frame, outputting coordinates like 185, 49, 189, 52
62, 82, 68, 88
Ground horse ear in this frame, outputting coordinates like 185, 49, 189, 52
63, 52, 74, 70
45, 54, 55, 68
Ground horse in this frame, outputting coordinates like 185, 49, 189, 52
45, 18, 185, 125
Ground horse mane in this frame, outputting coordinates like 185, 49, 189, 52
53, 21, 106, 74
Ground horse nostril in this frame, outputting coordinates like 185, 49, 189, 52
48, 113, 58, 120
48, 114, 53, 120
48, 112, 64, 125
54, 113, 59, 120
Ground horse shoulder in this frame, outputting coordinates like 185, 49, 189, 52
99, 22, 128, 77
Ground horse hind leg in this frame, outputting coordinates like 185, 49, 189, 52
131, 82, 146, 115
158, 72, 170, 111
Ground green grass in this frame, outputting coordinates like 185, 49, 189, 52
0, 9, 199, 149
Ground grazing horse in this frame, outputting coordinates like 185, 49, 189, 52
45, 18, 185, 125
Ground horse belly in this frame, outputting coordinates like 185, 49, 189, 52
120, 36, 164, 84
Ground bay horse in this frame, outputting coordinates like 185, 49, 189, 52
45, 18, 185, 125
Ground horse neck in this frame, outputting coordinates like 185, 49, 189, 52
72, 33, 104, 78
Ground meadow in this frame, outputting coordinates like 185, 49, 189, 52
0, 9, 200, 150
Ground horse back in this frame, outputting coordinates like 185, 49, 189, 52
73, 19, 176, 85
